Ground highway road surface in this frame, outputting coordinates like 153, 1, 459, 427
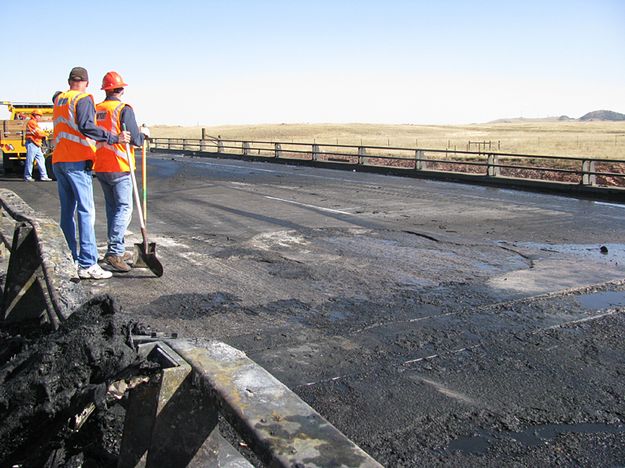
3, 153, 625, 466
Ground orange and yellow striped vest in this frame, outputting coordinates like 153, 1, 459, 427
52, 90, 97, 163
94, 100, 135, 172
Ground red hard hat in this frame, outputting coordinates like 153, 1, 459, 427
101, 71, 128, 90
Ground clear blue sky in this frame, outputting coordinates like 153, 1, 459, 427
1, 0, 624, 125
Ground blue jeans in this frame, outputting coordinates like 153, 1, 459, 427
53, 161, 98, 268
96, 172, 133, 255
24, 141, 49, 179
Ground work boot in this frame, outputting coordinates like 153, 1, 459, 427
78, 263, 113, 280
104, 254, 132, 272
122, 251, 133, 262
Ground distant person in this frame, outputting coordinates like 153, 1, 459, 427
140, 123, 151, 140
24, 109, 52, 181
53, 66, 131, 280
94, 71, 149, 272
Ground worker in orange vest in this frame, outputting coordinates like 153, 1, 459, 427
94, 71, 149, 272
53, 66, 131, 280
24, 110, 52, 181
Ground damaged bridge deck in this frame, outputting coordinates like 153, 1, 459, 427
4, 153, 625, 465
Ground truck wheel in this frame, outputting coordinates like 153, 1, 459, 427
2, 151, 15, 174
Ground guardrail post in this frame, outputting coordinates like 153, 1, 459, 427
167, 139, 171, 150
582, 159, 597, 186
200, 138, 208, 152
312, 144, 320, 161
119, 342, 250, 467
242, 142, 250, 156
274, 143, 282, 159
358, 146, 366, 165
415, 150, 424, 170
2, 222, 55, 325
217, 138, 224, 153
487, 153, 500, 177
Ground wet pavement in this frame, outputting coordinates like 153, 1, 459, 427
2, 153, 625, 466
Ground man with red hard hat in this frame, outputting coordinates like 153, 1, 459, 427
95, 71, 149, 272
24, 109, 52, 181
53, 66, 131, 280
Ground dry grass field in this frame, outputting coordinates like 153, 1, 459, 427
152, 121, 625, 160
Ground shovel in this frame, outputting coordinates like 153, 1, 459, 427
124, 125, 163, 277
142, 141, 147, 222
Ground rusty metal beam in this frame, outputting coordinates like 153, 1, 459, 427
168, 339, 382, 468
119, 341, 253, 467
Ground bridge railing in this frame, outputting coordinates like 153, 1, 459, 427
150, 137, 625, 190
120, 336, 383, 467
0, 189, 85, 329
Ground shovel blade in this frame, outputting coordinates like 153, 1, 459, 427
133, 242, 163, 277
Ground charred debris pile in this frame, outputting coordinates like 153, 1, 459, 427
0, 295, 156, 467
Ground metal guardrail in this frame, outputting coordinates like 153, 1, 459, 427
0, 189, 85, 328
151, 138, 625, 191
120, 337, 382, 467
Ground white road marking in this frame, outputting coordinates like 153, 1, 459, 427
594, 201, 625, 209
264, 195, 355, 215
402, 344, 482, 366
535, 309, 624, 333
352, 312, 457, 334
192, 160, 281, 173
301, 374, 348, 387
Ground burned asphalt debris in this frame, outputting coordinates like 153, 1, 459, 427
0, 295, 155, 467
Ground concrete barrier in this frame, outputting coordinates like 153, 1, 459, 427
0, 189, 85, 329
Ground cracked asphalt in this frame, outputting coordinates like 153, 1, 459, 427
4, 153, 625, 466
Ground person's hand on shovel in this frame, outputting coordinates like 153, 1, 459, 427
117, 131, 131, 144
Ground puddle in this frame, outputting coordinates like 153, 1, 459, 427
447, 429, 491, 454
447, 423, 625, 455
510, 242, 625, 264
576, 290, 625, 310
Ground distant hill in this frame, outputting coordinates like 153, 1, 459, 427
489, 110, 625, 124
578, 110, 625, 121
489, 116, 573, 124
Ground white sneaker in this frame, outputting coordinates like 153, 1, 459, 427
40, 177, 53, 181
24, 177, 34, 181
78, 263, 113, 279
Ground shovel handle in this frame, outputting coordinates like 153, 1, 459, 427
123, 124, 148, 249
142, 141, 147, 222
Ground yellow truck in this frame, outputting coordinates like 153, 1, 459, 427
0, 101, 54, 176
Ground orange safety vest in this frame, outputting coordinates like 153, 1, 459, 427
26, 118, 46, 147
94, 100, 135, 172
52, 90, 97, 163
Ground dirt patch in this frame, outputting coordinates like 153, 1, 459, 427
0, 295, 149, 467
